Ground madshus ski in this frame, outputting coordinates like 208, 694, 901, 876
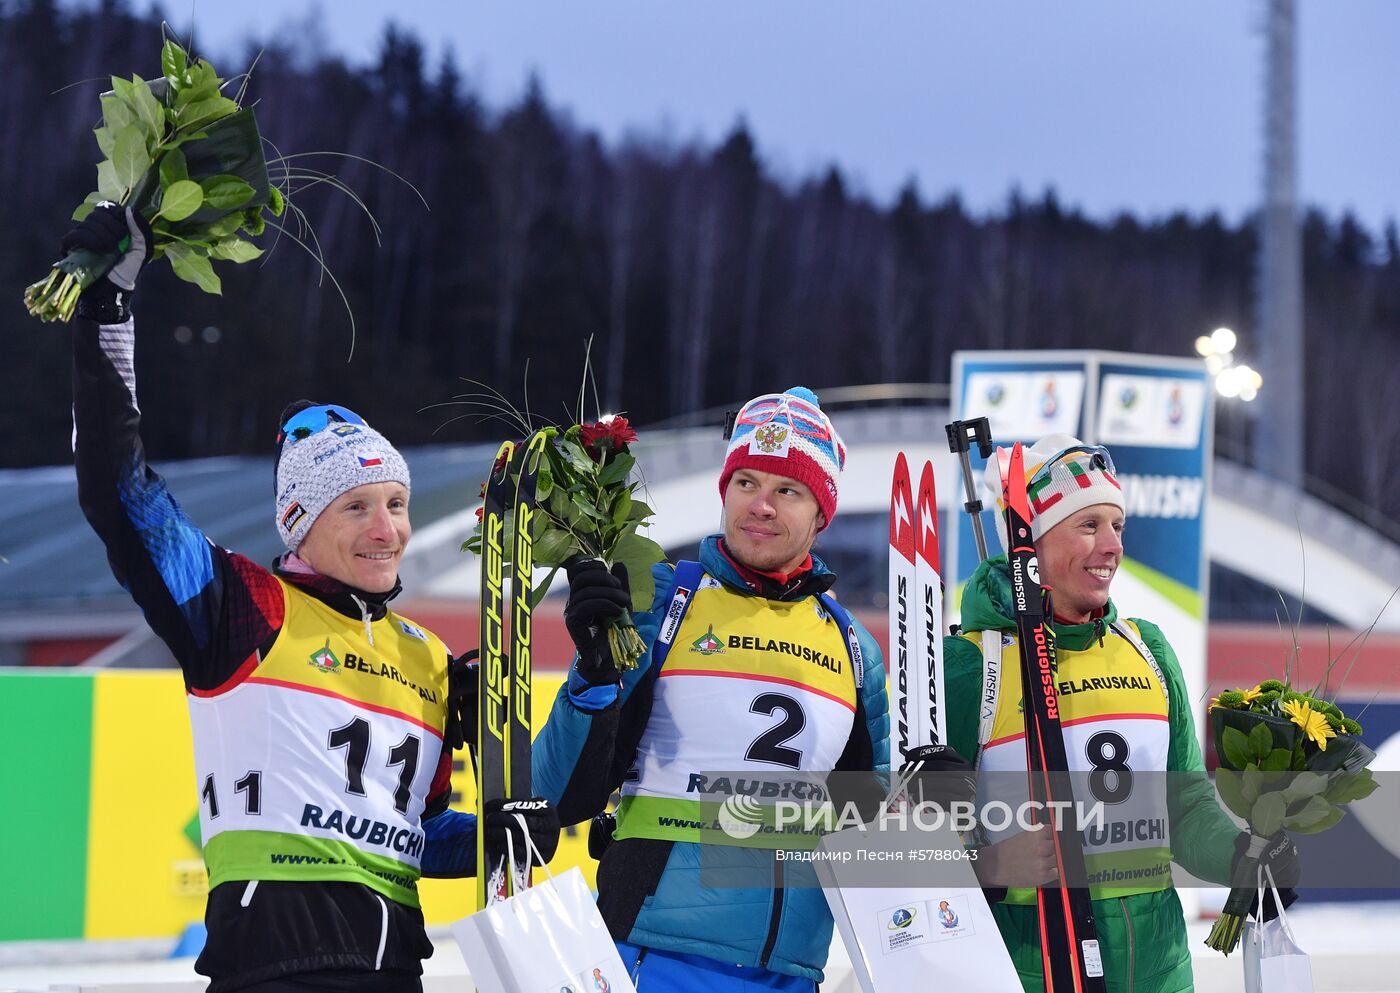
1002, 443, 1106, 993
476, 433, 547, 909
915, 460, 944, 747
889, 453, 918, 759
888, 453, 945, 757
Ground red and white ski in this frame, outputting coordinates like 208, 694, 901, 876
888, 453, 918, 760
914, 460, 945, 747
890, 454, 944, 753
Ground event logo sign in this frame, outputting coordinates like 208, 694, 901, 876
1098, 373, 1206, 450
962, 370, 1085, 440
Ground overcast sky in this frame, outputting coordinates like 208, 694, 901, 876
133, 0, 1399, 232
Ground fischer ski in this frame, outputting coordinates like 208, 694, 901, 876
505, 432, 547, 894
477, 440, 515, 909
1002, 443, 1106, 993
476, 433, 550, 908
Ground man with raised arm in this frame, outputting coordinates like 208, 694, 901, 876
62, 203, 558, 993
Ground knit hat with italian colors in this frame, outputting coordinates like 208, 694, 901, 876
983, 433, 1122, 552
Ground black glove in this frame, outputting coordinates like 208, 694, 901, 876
1234, 831, 1301, 921
899, 744, 977, 809
588, 810, 618, 861
826, 770, 891, 827
62, 203, 153, 323
563, 558, 631, 685
443, 650, 479, 751
484, 797, 561, 865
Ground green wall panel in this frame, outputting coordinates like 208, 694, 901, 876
0, 673, 94, 940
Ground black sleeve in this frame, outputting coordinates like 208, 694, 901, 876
72, 316, 282, 691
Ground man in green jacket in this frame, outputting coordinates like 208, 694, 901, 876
944, 435, 1298, 993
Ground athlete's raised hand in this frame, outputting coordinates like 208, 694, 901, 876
62, 203, 152, 323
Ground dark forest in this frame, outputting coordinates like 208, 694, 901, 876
4, 1, 1399, 525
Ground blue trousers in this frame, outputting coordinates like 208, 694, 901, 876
614, 941, 816, 993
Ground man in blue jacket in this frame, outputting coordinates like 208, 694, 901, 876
534, 388, 890, 993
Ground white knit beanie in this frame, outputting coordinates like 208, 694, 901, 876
982, 433, 1123, 553
274, 421, 411, 552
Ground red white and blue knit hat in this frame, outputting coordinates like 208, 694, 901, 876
719, 387, 846, 527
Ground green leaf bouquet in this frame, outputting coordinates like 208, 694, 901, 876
25, 38, 281, 321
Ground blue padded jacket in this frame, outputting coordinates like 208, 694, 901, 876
533, 535, 889, 982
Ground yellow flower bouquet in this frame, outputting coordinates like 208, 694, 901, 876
1203, 679, 1377, 952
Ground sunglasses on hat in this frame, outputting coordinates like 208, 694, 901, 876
1028, 444, 1116, 487
734, 392, 834, 443
273, 403, 368, 467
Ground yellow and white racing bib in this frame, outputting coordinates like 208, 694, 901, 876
616, 577, 857, 843
188, 579, 450, 906
972, 620, 1172, 899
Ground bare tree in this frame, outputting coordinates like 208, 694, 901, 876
680, 194, 720, 415
491, 78, 557, 383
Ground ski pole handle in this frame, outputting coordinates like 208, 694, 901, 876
945, 418, 994, 460
946, 418, 994, 561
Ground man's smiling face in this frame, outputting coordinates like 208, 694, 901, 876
1034, 503, 1124, 623
296, 481, 411, 592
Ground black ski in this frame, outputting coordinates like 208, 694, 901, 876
1003, 443, 1106, 993
477, 440, 515, 909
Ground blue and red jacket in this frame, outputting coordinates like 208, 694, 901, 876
72, 315, 472, 991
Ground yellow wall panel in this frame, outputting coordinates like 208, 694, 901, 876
84, 671, 204, 939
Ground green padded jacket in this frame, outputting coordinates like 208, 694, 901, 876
945, 557, 1240, 993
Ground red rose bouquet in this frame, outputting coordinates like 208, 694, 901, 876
465, 414, 662, 669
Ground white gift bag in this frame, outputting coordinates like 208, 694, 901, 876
815, 822, 1022, 993
1243, 865, 1313, 993
452, 824, 636, 993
